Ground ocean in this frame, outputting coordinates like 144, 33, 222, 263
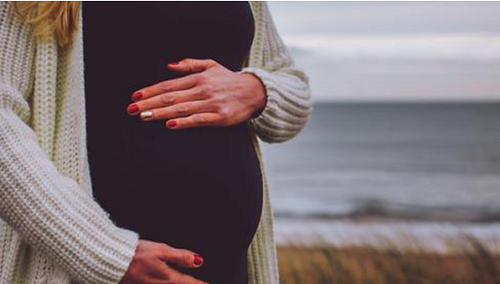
261, 103, 500, 248
261, 1, 500, 247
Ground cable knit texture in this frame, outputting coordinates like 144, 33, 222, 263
0, 2, 312, 284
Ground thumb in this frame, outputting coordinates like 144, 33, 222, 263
158, 245, 204, 269
167, 58, 217, 74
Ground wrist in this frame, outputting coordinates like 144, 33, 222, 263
240, 73, 267, 119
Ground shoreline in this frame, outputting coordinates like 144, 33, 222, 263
274, 217, 500, 253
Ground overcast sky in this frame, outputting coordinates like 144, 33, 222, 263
267, 2, 500, 102
268, 2, 500, 37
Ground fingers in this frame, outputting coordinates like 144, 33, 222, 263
131, 57, 220, 102
128, 58, 225, 129
121, 240, 209, 284
139, 100, 217, 122
131, 73, 199, 102
129, 88, 206, 116
158, 244, 204, 269
166, 113, 223, 130
167, 58, 218, 74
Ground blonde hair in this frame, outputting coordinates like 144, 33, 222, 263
12, 1, 80, 48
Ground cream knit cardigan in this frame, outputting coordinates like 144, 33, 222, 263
0, 1, 312, 283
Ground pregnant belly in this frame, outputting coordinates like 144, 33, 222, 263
90, 121, 263, 271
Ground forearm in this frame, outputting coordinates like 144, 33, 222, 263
0, 107, 139, 284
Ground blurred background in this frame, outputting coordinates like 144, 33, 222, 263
263, 2, 500, 283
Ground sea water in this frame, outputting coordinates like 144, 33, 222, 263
261, 103, 500, 248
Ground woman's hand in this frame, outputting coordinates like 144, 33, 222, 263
126, 58, 267, 130
119, 240, 208, 284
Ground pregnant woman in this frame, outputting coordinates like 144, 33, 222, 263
84, 2, 264, 283
0, 2, 311, 284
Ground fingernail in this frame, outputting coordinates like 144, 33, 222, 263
168, 61, 179, 66
131, 91, 143, 101
140, 111, 153, 120
167, 120, 177, 128
127, 104, 139, 115
194, 254, 204, 266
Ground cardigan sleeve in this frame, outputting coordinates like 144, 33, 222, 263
0, 3, 138, 284
239, 1, 313, 143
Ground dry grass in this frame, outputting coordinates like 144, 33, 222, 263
277, 236, 500, 284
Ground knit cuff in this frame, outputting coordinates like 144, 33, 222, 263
96, 228, 140, 284
238, 67, 280, 138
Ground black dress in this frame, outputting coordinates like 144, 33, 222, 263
82, 2, 263, 284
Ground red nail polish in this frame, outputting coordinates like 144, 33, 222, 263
194, 254, 204, 266
131, 92, 142, 101
127, 104, 139, 115
168, 61, 179, 66
167, 120, 177, 128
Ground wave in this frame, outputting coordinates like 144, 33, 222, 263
284, 33, 500, 64
274, 198, 500, 223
